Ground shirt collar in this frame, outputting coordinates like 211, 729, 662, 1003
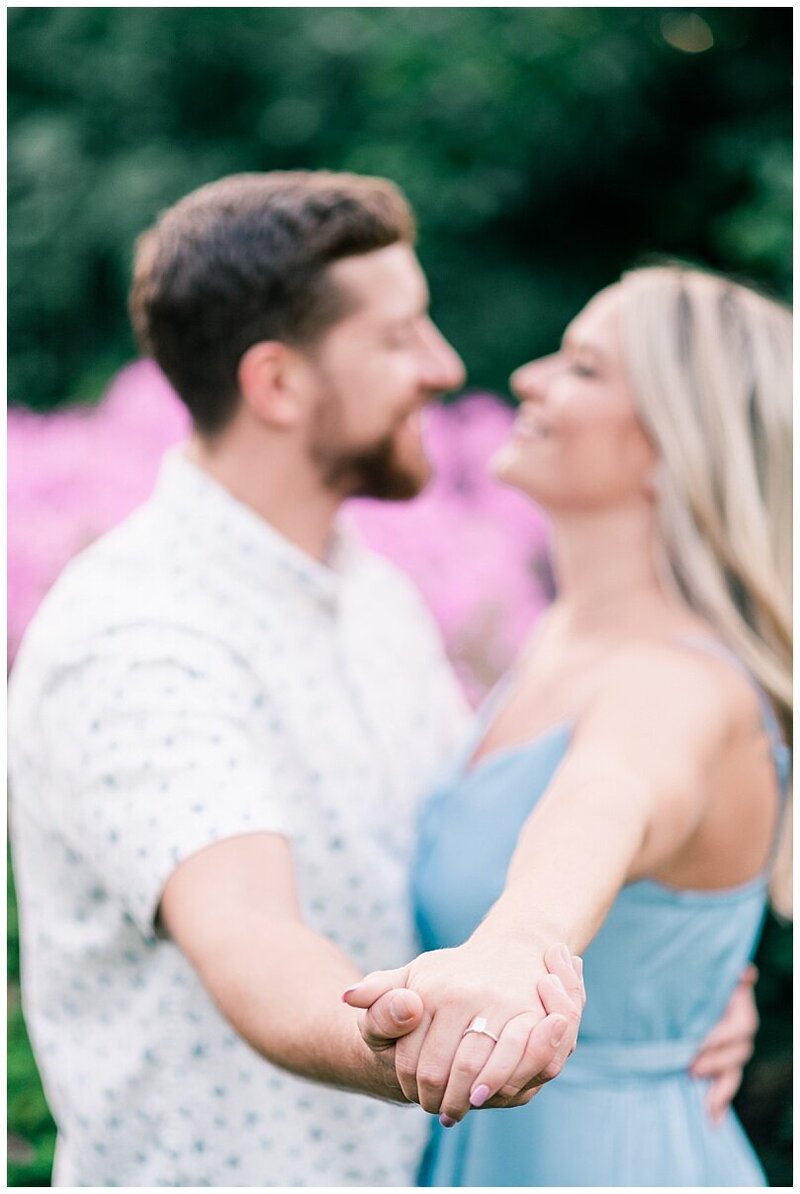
154, 448, 363, 610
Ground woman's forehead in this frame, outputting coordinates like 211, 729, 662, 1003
565, 284, 623, 345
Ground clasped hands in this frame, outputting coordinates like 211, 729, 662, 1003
343, 938, 585, 1125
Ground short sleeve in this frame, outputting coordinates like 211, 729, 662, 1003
36, 623, 301, 938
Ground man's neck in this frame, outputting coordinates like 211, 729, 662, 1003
184, 426, 342, 564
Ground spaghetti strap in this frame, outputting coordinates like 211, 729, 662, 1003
414, 629, 775, 1187
675, 634, 792, 810
453, 666, 519, 772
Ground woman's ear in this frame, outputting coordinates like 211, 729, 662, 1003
237, 341, 307, 429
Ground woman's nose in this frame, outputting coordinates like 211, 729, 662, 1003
510, 354, 557, 402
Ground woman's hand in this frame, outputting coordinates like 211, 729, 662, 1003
689, 965, 759, 1123
343, 941, 584, 1122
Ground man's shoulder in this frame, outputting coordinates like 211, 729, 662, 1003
11, 498, 228, 686
23, 502, 174, 630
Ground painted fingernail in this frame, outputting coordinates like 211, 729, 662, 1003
341, 983, 362, 1002
557, 944, 572, 966
548, 974, 567, 994
469, 1084, 491, 1108
551, 1020, 567, 1047
439, 1114, 457, 1128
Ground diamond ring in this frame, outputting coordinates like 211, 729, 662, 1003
461, 1016, 499, 1043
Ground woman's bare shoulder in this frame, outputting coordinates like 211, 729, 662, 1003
576, 632, 759, 753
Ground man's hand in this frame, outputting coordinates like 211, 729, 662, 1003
690, 965, 759, 1123
353, 987, 425, 1064
344, 941, 584, 1123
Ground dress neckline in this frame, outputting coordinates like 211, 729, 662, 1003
463, 719, 572, 778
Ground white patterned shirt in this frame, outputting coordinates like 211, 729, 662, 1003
8, 450, 470, 1187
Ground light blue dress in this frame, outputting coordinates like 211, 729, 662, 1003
412, 639, 790, 1187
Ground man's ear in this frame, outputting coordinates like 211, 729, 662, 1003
237, 341, 309, 429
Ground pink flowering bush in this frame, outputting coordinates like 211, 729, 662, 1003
8, 362, 554, 701
347, 397, 553, 700
8, 362, 190, 663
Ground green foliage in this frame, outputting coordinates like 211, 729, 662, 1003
736, 914, 794, 1186
6, 10, 792, 1184
8, 7, 791, 410
7, 856, 56, 1187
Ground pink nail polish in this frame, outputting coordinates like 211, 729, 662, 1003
439, 1114, 457, 1128
341, 983, 362, 1002
470, 1084, 491, 1108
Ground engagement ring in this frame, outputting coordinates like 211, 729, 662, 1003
461, 1016, 499, 1043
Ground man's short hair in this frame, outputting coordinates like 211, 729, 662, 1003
130, 171, 416, 434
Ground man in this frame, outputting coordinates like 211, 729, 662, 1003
8, 172, 755, 1187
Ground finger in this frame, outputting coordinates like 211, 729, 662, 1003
342, 966, 408, 1009
693, 1013, 758, 1056
537, 972, 579, 1020
741, 964, 758, 987
690, 1040, 753, 1079
543, 944, 585, 1012
536, 973, 581, 1055
437, 1030, 497, 1124
705, 1068, 741, 1125
692, 993, 758, 1057
571, 955, 587, 1008
467, 1012, 568, 1107
393, 1010, 433, 1105
484, 1085, 538, 1110
508, 1002, 577, 1093
360, 989, 424, 1052
413, 1009, 476, 1115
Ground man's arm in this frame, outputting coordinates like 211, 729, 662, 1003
160, 830, 579, 1109
159, 831, 419, 1101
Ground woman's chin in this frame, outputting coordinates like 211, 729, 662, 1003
490, 450, 555, 511
489, 443, 514, 481
490, 445, 531, 492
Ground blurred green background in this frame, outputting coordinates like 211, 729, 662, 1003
7, 6, 792, 1186
9, 6, 791, 411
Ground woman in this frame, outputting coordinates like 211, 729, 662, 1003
346, 264, 791, 1186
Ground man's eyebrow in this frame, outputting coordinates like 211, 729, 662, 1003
381, 299, 429, 326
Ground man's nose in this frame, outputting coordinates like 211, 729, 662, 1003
421, 323, 467, 394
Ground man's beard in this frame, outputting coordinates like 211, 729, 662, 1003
315, 433, 428, 500
309, 396, 431, 501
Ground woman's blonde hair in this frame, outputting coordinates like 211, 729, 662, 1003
618, 264, 792, 917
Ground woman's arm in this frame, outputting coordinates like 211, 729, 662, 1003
477, 645, 733, 950
346, 644, 740, 1120
159, 829, 576, 1106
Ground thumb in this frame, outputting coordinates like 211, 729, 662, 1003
360, 988, 424, 1051
341, 966, 409, 1009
